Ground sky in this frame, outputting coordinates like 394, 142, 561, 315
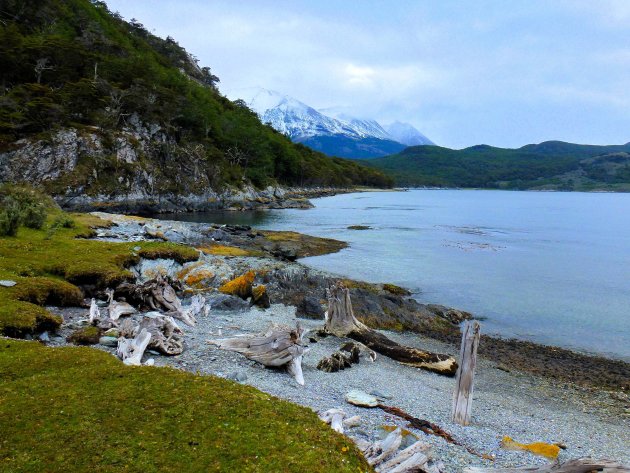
105, 0, 630, 149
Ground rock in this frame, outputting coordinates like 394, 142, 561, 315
67, 326, 101, 345
0, 280, 17, 287
38, 332, 50, 342
228, 370, 248, 383
209, 229, 229, 241
219, 271, 255, 299
25, 334, 33, 340
347, 225, 371, 230
148, 350, 161, 356
345, 389, 379, 408
145, 358, 155, 366
426, 304, 473, 324
369, 390, 393, 400
271, 245, 297, 262
103, 328, 120, 337
99, 336, 118, 347
207, 293, 250, 311
133, 246, 142, 252
251, 285, 270, 309
296, 296, 325, 319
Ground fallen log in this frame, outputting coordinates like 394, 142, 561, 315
209, 323, 308, 385
356, 427, 443, 473
139, 314, 184, 356
463, 458, 630, 473
324, 282, 457, 376
117, 328, 151, 366
317, 342, 360, 372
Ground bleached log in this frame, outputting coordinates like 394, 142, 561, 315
324, 282, 458, 376
463, 458, 630, 473
452, 320, 481, 426
117, 328, 151, 366
319, 409, 346, 433
139, 315, 184, 355
106, 288, 137, 321
357, 428, 436, 473
377, 441, 432, 473
209, 323, 307, 385
89, 298, 100, 324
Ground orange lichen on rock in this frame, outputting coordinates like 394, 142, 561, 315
219, 271, 255, 299
500, 436, 561, 460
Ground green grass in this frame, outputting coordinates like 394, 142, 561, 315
0, 212, 198, 336
0, 340, 371, 472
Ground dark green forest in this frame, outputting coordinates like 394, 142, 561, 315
0, 0, 392, 191
365, 141, 630, 191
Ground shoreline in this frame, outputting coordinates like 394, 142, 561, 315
91, 212, 629, 392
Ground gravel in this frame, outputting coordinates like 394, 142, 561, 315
47, 299, 630, 471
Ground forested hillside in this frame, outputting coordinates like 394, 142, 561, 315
0, 0, 391, 203
365, 141, 630, 191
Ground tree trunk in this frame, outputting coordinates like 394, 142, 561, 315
324, 282, 458, 376
452, 321, 481, 425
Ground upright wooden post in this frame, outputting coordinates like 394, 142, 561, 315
452, 321, 481, 425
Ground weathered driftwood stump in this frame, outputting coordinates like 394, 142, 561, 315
452, 320, 481, 426
139, 315, 185, 355
317, 342, 361, 372
115, 276, 201, 327
324, 282, 457, 376
105, 288, 137, 321
117, 328, 151, 366
463, 458, 630, 473
209, 323, 308, 385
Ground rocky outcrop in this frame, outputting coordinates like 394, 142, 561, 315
0, 122, 351, 213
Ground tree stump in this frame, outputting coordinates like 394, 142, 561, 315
324, 282, 458, 376
452, 320, 480, 425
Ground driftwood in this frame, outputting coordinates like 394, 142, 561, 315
463, 458, 630, 473
378, 404, 489, 459
317, 342, 360, 372
324, 282, 457, 376
452, 320, 481, 425
139, 314, 184, 355
106, 288, 137, 321
116, 275, 201, 326
318, 408, 361, 434
117, 328, 151, 366
209, 323, 308, 385
356, 428, 444, 473
89, 298, 100, 324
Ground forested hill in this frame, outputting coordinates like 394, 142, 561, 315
0, 0, 391, 203
364, 141, 630, 191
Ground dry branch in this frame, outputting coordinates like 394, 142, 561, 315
209, 323, 308, 385
324, 282, 457, 376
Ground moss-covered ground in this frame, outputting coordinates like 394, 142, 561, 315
0, 212, 198, 336
0, 340, 371, 472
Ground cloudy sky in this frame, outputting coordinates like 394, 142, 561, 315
105, 0, 630, 149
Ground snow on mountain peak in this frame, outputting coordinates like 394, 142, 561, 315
226, 87, 434, 146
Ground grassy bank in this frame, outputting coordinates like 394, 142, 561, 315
0, 340, 369, 472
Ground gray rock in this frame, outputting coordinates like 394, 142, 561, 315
147, 350, 161, 356
133, 246, 142, 252
296, 296, 325, 319
0, 280, 16, 287
228, 370, 248, 383
207, 294, 250, 311
25, 334, 33, 340
38, 332, 50, 342
103, 328, 120, 337
99, 336, 118, 347
209, 229, 229, 241
345, 390, 379, 408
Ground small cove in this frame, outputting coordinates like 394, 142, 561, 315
161, 189, 630, 361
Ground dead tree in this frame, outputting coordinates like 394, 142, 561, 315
324, 282, 457, 376
463, 458, 629, 473
452, 321, 481, 425
209, 323, 308, 385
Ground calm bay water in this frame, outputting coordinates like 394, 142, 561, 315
164, 190, 630, 361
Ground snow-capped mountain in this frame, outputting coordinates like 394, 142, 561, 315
385, 121, 434, 146
226, 87, 434, 158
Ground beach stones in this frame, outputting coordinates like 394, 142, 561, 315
0, 280, 16, 287
99, 336, 118, 347
345, 390, 379, 408
228, 371, 248, 383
